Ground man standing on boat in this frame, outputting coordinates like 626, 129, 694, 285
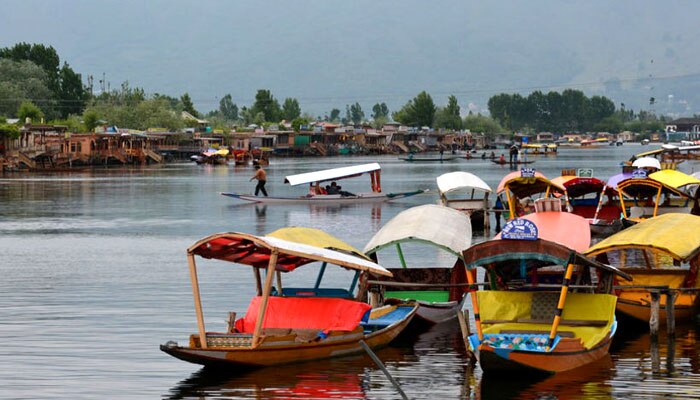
250, 165, 268, 197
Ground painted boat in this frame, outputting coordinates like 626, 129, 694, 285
160, 227, 418, 368
436, 171, 492, 230
363, 204, 472, 327
399, 155, 458, 162
586, 213, 700, 324
496, 169, 568, 221
221, 162, 427, 204
491, 159, 535, 165
461, 212, 631, 374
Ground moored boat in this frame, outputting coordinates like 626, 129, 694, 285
496, 169, 568, 220
399, 154, 458, 162
585, 214, 700, 324
160, 228, 418, 368
363, 204, 472, 327
461, 212, 631, 374
436, 171, 492, 230
491, 159, 535, 165
221, 163, 427, 204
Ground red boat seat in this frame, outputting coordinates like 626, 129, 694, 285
234, 296, 371, 333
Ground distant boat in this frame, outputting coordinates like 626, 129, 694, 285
399, 155, 458, 162
491, 159, 535, 165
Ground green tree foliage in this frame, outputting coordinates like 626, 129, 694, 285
329, 108, 341, 122
393, 91, 436, 127
219, 94, 238, 121
281, 97, 301, 121
371, 102, 389, 120
0, 59, 54, 117
0, 42, 60, 93
434, 95, 462, 130
180, 93, 199, 118
463, 113, 503, 137
17, 100, 44, 122
0, 122, 20, 139
348, 102, 364, 125
83, 110, 99, 132
251, 89, 281, 122
291, 117, 309, 132
58, 62, 87, 117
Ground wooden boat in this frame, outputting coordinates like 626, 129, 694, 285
399, 154, 458, 162
522, 143, 558, 155
436, 171, 492, 230
586, 214, 700, 324
230, 149, 252, 166
496, 169, 568, 221
615, 168, 700, 226
491, 159, 535, 165
160, 227, 418, 368
193, 148, 229, 165
221, 163, 427, 204
461, 212, 631, 374
550, 172, 622, 237
363, 205, 472, 327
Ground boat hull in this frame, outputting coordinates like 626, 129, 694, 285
221, 190, 426, 204
412, 296, 467, 325
160, 305, 417, 368
399, 157, 458, 162
491, 160, 535, 165
477, 335, 613, 374
589, 219, 623, 237
616, 299, 695, 324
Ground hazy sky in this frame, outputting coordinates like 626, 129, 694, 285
2, 0, 700, 116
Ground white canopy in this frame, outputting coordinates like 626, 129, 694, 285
632, 157, 661, 170
284, 163, 380, 186
363, 204, 472, 257
436, 171, 492, 195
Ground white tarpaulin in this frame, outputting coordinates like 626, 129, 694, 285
284, 163, 380, 186
436, 171, 492, 195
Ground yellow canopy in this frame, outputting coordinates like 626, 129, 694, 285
585, 213, 700, 261
214, 148, 230, 156
267, 227, 369, 260
649, 169, 700, 189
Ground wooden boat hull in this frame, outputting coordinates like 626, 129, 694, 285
160, 305, 417, 368
221, 190, 426, 204
413, 297, 465, 325
491, 160, 535, 165
588, 219, 623, 237
476, 334, 613, 374
399, 156, 458, 162
616, 298, 695, 324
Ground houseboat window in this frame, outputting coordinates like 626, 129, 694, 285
77, 142, 82, 153
70, 143, 77, 153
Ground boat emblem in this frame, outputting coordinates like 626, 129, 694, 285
502, 219, 538, 240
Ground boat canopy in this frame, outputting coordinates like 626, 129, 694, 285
648, 169, 700, 191
550, 176, 607, 198
284, 163, 380, 186
496, 170, 546, 193
363, 204, 472, 258
462, 238, 630, 280
266, 227, 369, 260
436, 171, 492, 195
632, 157, 661, 170
497, 173, 567, 198
605, 172, 632, 191
585, 213, 700, 262
494, 212, 591, 253
188, 232, 391, 276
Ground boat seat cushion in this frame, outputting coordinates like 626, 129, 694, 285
235, 296, 371, 334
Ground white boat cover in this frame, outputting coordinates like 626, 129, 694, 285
363, 204, 472, 257
632, 157, 661, 170
284, 163, 381, 186
436, 171, 492, 195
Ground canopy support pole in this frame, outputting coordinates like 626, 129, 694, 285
619, 189, 628, 218
505, 190, 515, 220
314, 262, 327, 289
396, 243, 408, 269
252, 250, 279, 347
466, 268, 483, 341
547, 253, 575, 350
187, 253, 207, 349
592, 187, 606, 221
653, 186, 662, 217
349, 270, 360, 294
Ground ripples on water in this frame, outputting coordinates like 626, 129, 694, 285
1, 149, 699, 399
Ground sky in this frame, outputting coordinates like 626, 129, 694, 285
2, 0, 700, 117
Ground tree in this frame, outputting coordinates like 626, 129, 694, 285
0, 42, 60, 94
0, 122, 20, 139
281, 97, 301, 121
58, 62, 87, 117
17, 100, 44, 122
349, 102, 364, 125
180, 93, 199, 118
463, 113, 503, 137
371, 102, 389, 120
0, 59, 53, 117
393, 91, 436, 127
83, 110, 99, 132
291, 117, 309, 132
434, 95, 462, 130
251, 89, 281, 122
329, 108, 341, 122
218, 94, 238, 121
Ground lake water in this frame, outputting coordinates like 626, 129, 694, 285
1, 144, 699, 399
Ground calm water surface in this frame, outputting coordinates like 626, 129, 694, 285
1, 145, 699, 399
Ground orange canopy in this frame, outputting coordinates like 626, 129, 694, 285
495, 212, 591, 253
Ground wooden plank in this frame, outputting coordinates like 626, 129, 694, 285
649, 291, 660, 336
187, 253, 207, 349
252, 251, 279, 347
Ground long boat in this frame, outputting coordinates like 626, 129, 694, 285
221, 163, 427, 204
585, 214, 700, 324
461, 212, 631, 374
160, 227, 417, 368
436, 171, 492, 230
363, 204, 472, 327
496, 169, 568, 220
399, 155, 458, 162
491, 159, 535, 165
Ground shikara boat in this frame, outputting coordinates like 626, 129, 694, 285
586, 214, 700, 324
221, 163, 426, 204
436, 171, 492, 230
193, 148, 229, 165
615, 168, 700, 226
461, 212, 631, 374
160, 228, 418, 368
491, 159, 535, 165
496, 169, 568, 220
522, 143, 558, 155
399, 154, 458, 162
363, 205, 472, 326
550, 172, 622, 237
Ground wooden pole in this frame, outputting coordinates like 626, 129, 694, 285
466, 268, 483, 341
396, 243, 408, 269
483, 194, 490, 231
649, 290, 660, 337
653, 185, 662, 217
252, 250, 279, 347
187, 253, 208, 349
505, 190, 515, 220
665, 290, 676, 337
547, 255, 575, 351
359, 340, 408, 400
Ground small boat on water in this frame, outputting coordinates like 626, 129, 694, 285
221, 163, 427, 204
496, 169, 568, 220
160, 227, 418, 368
461, 212, 631, 374
192, 148, 229, 165
436, 171, 492, 230
363, 205, 472, 327
586, 214, 700, 324
399, 154, 458, 162
491, 159, 535, 165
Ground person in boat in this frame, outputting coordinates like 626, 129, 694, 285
250, 165, 268, 197
439, 148, 444, 160
326, 182, 341, 195
517, 197, 534, 216
490, 151, 496, 160
509, 144, 518, 164
499, 154, 505, 163
481, 152, 487, 160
